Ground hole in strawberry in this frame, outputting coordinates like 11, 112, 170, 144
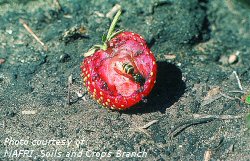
97, 50, 151, 97
92, 73, 99, 81
101, 82, 108, 90
134, 50, 143, 57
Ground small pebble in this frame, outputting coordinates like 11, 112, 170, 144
164, 54, 176, 60
6, 29, 13, 34
63, 14, 73, 19
21, 110, 37, 115
59, 53, 70, 62
94, 11, 105, 17
0, 58, 5, 64
228, 52, 239, 64
75, 90, 84, 98
204, 87, 220, 101
218, 55, 228, 65
82, 96, 87, 101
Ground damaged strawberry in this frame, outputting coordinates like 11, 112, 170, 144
81, 10, 157, 110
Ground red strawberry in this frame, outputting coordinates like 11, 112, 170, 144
81, 10, 157, 110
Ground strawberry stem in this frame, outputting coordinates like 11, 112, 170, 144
106, 9, 122, 42
84, 9, 122, 57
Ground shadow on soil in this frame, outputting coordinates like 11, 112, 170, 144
123, 62, 186, 114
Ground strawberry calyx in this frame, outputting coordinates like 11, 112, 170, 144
84, 10, 123, 57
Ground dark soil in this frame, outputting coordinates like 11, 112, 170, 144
0, 0, 250, 160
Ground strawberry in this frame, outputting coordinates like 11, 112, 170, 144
80, 10, 157, 110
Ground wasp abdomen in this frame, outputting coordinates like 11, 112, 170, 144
122, 63, 134, 74
133, 73, 145, 85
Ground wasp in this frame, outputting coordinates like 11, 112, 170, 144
122, 63, 145, 85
